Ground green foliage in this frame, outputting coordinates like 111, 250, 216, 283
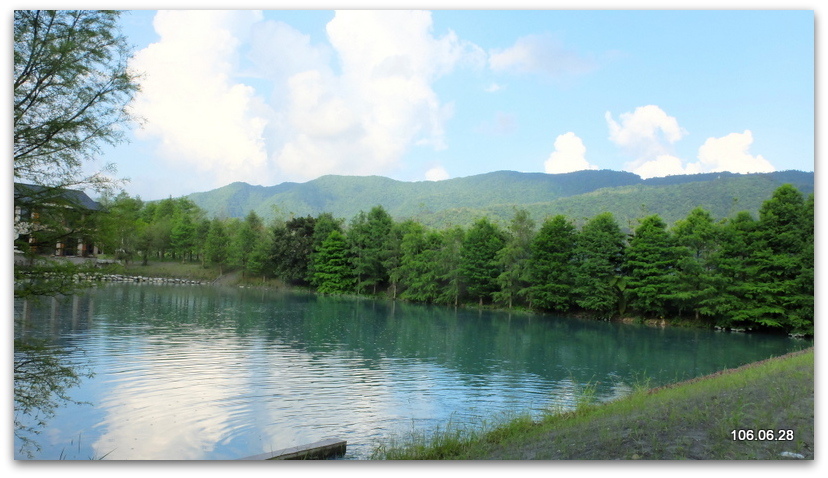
48, 181, 813, 336
705, 211, 759, 327
232, 211, 265, 277
795, 194, 814, 333
14, 10, 138, 193
313, 230, 356, 294
528, 215, 576, 311
308, 213, 344, 287
397, 225, 444, 303
270, 215, 317, 285
348, 206, 394, 294
204, 218, 230, 274
572, 213, 626, 316
671, 207, 719, 320
436, 227, 466, 307
461, 218, 506, 305
97, 191, 145, 264
494, 209, 536, 309
749, 185, 810, 332
625, 215, 687, 317
170, 213, 197, 261
15, 14, 140, 304
384, 220, 422, 300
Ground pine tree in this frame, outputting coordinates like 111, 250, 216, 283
96, 192, 144, 264
14, 10, 138, 193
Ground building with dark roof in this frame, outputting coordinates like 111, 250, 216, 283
14, 183, 102, 257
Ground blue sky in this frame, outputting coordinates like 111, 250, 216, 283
95, 8, 813, 200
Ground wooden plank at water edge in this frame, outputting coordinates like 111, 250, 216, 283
238, 438, 347, 460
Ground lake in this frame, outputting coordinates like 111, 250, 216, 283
13, 283, 811, 460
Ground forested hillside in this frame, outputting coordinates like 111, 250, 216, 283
184, 170, 813, 229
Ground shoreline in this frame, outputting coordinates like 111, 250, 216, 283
18, 255, 812, 338
373, 347, 815, 460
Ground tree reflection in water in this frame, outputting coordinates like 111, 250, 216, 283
14, 320, 93, 458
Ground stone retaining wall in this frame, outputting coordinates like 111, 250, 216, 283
76, 273, 206, 285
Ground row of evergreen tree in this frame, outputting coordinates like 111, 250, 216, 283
95, 184, 813, 335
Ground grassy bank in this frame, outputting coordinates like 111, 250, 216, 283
372, 348, 814, 460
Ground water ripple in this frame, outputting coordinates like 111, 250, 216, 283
13, 285, 810, 460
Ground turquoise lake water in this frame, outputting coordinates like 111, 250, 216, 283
13, 283, 811, 460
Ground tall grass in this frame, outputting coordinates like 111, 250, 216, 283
370, 411, 538, 460
370, 349, 814, 460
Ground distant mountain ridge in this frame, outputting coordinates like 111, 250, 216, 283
184, 169, 814, 229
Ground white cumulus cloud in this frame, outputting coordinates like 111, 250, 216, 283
425, 165, 450, 181
544, 132, 598, 174
691, 130, 775, 174
128, 10, 485, 189
605, 105, 775, 179
605, 105, 687, 161
271, 10, 483, 181
632, 154, 692, 179
128, 11, 270, 186
605, 105, 693, 177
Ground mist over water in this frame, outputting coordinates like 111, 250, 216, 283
14, 284, 810, 460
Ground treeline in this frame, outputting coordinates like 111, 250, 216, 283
97, 184, 814, 335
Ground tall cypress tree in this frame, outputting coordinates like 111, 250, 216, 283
234, 210, 264, 277
494, 209, 536, 309
794, 193, 814, 333
436, 226, 466, 307
750, 184, 808, 330
707, 211, 758, 328
528, 215, 576, 312
461, 218, 505, 306
384, 220, 421, 300
313, 230, 355, 294
348, 206, 394, 295
307, 213, 343, 287
399, 228, 444, 303
572, 212, 626, 316
204, 218, 230, 275
625, 215, 685, 317
671, 207, 719, 321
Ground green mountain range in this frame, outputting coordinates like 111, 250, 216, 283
185, 169, 814, 230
